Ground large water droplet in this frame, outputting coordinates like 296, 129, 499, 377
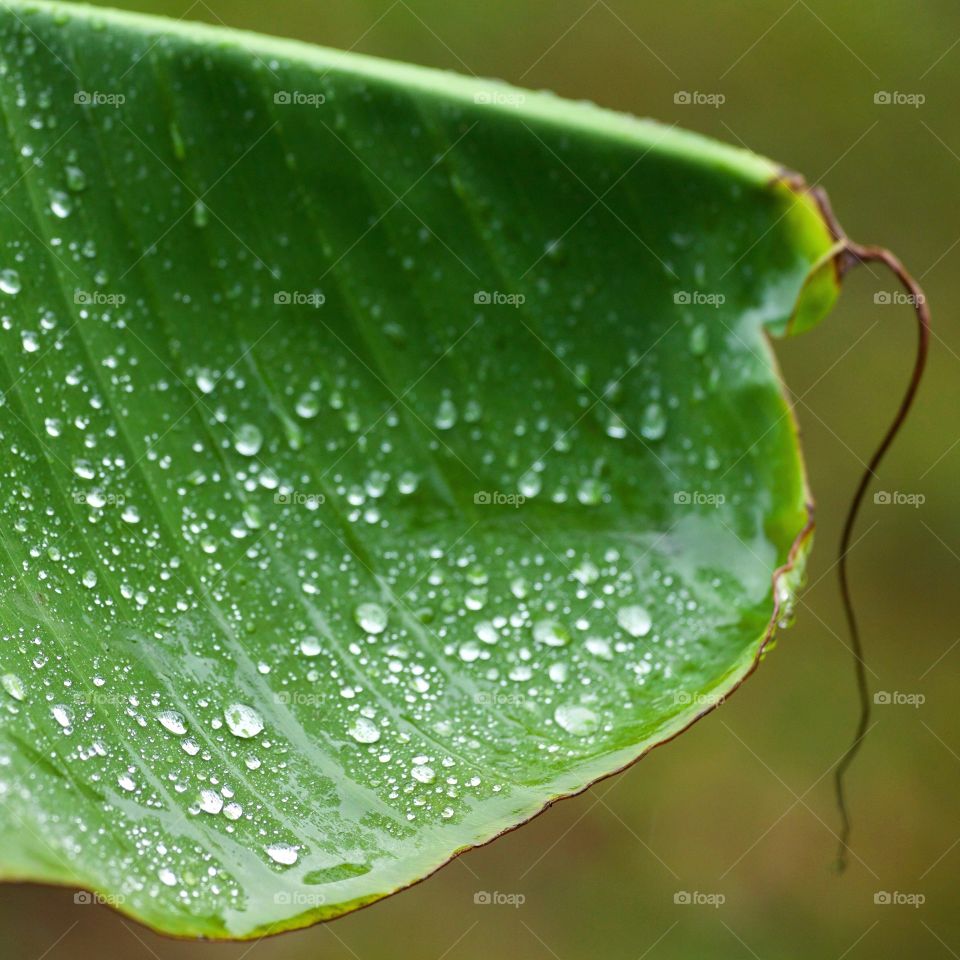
554, 704, 599, 737
224, 703, 264, 738
354, 602, 387, 635
234, 424, 263, 457
348, 716, 381, 743
617, 604, 652, 638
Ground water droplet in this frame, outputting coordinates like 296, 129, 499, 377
157, 710, 187, 736
397, 471, 419, 495
2, 674, 25, 701
199, 788, 223, 814
51, 704, 73, 728
234, 424, 263, 457
192, 199, 208, 227
533, 618, 570, 647
21, 330, 39, 353
49, 189, 72, 219
640, 402, 667, 440
354, 602, 387, 635
299, 635, 321, 657
295, 392, 319, 418
458, 640, 481, 662
617, 604, 652, 638
224, 702, 264, 738
576, 478, 603, 506
195, 368, 215, 394
606, 412, 628, 439
117, 773, 137, 792
265, 843, 298, 865
65, 164, 87, 192
348, 716, 381, 743
82, 570, 98, 589
0, 268, 20, 295
412, 764, 435, 783
554, 704, 599, 737
158, 868, 177, 887
434, 398, 457, 430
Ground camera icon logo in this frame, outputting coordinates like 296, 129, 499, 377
674, 91, 692, 104
274, 91, 292, 104
474, 291, 491, 304
474, 491, 491, 505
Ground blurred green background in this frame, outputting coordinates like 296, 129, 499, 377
2, 0, 957, 957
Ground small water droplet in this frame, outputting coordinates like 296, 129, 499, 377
640, 402, 667, 440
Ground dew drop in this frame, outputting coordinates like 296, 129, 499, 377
265, 843, 298, 865
533, 618, 570, 647
0, 268, 20, 295
234, 424, 263, 457
2, 674, 25, 701
224, 702, 264, 738
348, 716, 381, 743
617, 604, 652, 638
157, 710, 187, 736
354, 602, 387, 635
640, 402, 667, 440
554, 704, 599, 737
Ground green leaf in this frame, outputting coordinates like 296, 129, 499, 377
0, 0, 844, 939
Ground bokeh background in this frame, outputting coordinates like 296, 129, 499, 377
2, 0, 957, 957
